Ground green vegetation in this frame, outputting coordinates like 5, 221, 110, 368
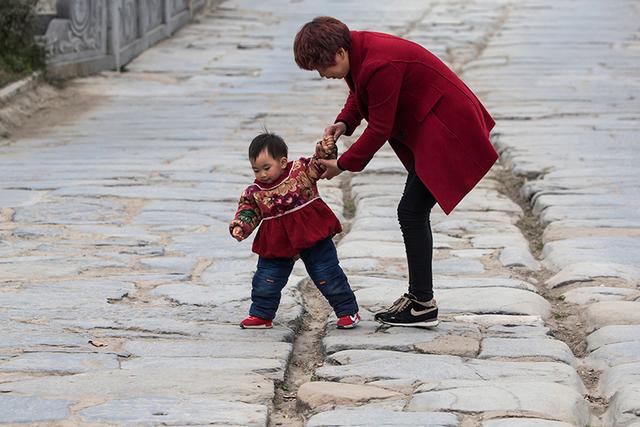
343, 198, 356, 218
0, 0, 45, 87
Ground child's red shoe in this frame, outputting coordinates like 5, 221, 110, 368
240, 315, 273, 329
336, 312, 361, 329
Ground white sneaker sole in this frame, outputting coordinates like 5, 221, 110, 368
376, 319, 439, 328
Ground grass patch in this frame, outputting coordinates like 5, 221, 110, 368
0, 0, 45, 89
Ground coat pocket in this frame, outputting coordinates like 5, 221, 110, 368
413, 86, 444, 122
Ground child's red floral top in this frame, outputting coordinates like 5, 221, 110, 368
230, 144, 342, 258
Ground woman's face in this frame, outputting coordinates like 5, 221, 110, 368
317, 48, 350, 79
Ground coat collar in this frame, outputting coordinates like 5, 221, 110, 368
346, 31, 364, 89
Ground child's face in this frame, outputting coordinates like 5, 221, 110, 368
251, 149, 288, 184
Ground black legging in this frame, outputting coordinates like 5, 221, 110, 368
397, 170, 437, 301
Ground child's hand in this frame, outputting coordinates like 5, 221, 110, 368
232, 226, 244, 241
322, 135, 335, 150
320, 135, 336, 157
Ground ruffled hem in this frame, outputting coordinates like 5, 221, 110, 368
252, 199, 342, 258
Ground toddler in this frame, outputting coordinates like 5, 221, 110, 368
230, 132, 360, 329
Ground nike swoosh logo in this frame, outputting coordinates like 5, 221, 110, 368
410, 306, 437, 316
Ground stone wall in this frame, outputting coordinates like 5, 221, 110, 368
41, 0, 211, 77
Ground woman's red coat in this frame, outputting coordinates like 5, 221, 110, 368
336, 31, 498, 214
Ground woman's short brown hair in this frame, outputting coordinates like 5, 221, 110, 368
293, 16, 351, 70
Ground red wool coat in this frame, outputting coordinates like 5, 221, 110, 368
336, 31, 498, 214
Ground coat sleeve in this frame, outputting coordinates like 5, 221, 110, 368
335, 90, 363, 136
337, 63, 403, 172
229, 187, 262, 239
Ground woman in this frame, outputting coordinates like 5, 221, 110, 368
293, 17, 498, 327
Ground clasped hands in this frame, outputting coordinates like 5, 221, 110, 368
318, 122, 347, 180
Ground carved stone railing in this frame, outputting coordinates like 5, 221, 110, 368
42, 0, 208, 76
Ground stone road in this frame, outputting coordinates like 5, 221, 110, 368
0, 0, 638, 426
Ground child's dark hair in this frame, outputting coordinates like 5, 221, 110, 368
248, 132, 288, 161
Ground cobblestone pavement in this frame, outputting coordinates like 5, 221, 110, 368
0, 0, 638, 426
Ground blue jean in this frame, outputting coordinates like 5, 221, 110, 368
250, 237, 358, 320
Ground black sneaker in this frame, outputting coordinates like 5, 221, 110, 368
374, 293, 438, 328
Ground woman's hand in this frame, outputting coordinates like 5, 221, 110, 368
231, 226, 244, 241
323, 122, 347, 140
317, 158, 343, 180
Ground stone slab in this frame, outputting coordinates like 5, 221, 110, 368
297, 381, 401, 411
479, 337, 575, 365
584, 301, 640, 333
0, 352, 119, 374
603, 385, 640, 427
586, 342, 640, 369
598, 362, 640, 399
348, 275, 536, 292
587, 325, 640, 352
122, 339, 291, 359
319, 350, 584, 392
542, 237, 640, 272
338, 241, 407, 259
306, 409, 459, 426
546, 262, 640, 288
0, 395, 72, 423
499, 246, 541, 270
562, 286, 640, 305
433, 257, 485, 274
409, 382, 588, 426
139, 256, 198, 274
483, 418, 574, 427
78, 397, 267, 426
323, 321, 479, 354
453, 315, 545, 328
14, 200, 126, 224
1, 370, 274, 403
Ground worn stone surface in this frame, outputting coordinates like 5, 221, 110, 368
479, 337, 575, 365
586, 342, 640, 370
0, 352, 119, 374
587, 325, 640, 352
409, 382, 588, 426
0, 395, 72, 423
562, 286, 640, 305
297, 381, 401, 411
414, 335, 480, 357
78, 397, 268, 425
598, 363, 640, 399
306, 409, 459, 426
4, 0, 637, 424
602, 385, 640, 427
483, 419, 574, 427
323, 321, 479, 354
1, 370, 274, 403
542, 237, 640, 272
584, 301, 640, 333
546, 262, 640, 288
319, 351, 584, 392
